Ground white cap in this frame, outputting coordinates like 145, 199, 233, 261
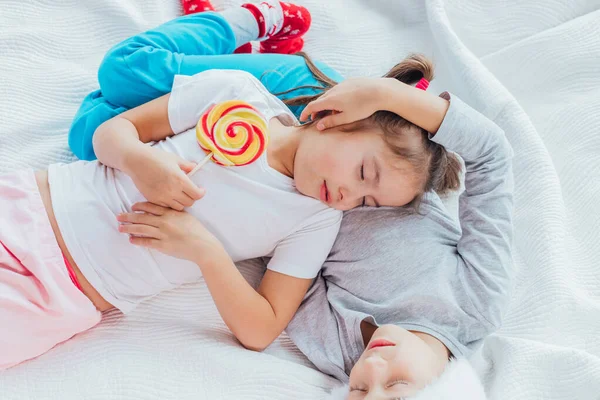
326, 358, 486, 400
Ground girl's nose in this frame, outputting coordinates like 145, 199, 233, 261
335, 186, 357, 210
342, 185, 368, 209
338, 186, 346, 202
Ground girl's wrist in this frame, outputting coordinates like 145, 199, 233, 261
192, 238, 227, 268
122, 144, 153, 176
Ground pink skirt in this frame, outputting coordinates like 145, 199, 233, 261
0, 169, 101, 370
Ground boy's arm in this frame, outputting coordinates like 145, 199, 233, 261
430, 93, 514, 327
300, 77, 450, 134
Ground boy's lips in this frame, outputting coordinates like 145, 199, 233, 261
320, 180, 330, 204
368, 339, 396, 350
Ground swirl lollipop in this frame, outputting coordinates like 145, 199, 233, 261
188, 100, 269, 176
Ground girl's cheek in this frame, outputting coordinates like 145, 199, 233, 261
321, 151, 340, 172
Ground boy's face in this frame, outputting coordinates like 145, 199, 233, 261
347, 325, 448, 399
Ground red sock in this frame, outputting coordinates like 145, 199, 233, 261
261, 37, 303, 54
260, 2, 311, 54
182, 0, 215, 15
270, 2, 311, 40
234, 43, 253, 54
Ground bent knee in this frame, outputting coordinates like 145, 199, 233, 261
98, 40, 173, 109
97, 42, 137, 105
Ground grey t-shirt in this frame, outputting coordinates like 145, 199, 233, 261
284, 93, 515, 382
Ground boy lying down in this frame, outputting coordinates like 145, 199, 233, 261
272, 85, 514, 399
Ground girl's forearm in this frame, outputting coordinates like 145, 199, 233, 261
380, 78, 450, 134
195, 247, 280, 351
93, 117, 150, 174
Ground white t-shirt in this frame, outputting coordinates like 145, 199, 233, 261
48, 70, 342, 313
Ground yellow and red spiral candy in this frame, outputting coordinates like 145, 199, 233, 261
196, 100, 269, 167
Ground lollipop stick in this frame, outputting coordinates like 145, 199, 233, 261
188, 152, 213, 177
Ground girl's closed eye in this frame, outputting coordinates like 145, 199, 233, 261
361, 164, 367, 207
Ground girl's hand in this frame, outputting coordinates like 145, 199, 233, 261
117, 202, 221, 264
125, 147, 205, 211
299, 78, 390, 130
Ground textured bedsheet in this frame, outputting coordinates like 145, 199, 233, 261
1, 0, 599, 399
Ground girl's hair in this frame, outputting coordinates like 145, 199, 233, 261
280, 52, 462, 209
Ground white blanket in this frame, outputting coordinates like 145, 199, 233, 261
1, 0, 599, 399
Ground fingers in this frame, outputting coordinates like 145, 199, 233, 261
178, 159, 197, 174
170, 200, 185, 211
131, 202, 169, 216
178, 194, 195, 208
300, 96, 338, 122
169, 182, 204, 209
175, 156, 206, 202
316, 113, 349, 131
117, 207, 165, 239
118, 223, 163, 239
129, 236, 161, 250
182, 178, 206, 201
299, 105, 312, 122
170, 194, 200, 210
155, 200, 171, 208
299, 101, 321, 122
117, 210, 162, 226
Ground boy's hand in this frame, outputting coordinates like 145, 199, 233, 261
299, 78, 390, 130
125, 147, 205, 211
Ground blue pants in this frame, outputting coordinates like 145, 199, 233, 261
69, 12, 344, 160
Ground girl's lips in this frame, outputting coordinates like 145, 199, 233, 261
368, 339, 396, 350
320, 181, 330, 203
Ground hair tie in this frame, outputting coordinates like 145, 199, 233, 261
416, 77, 429, 91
